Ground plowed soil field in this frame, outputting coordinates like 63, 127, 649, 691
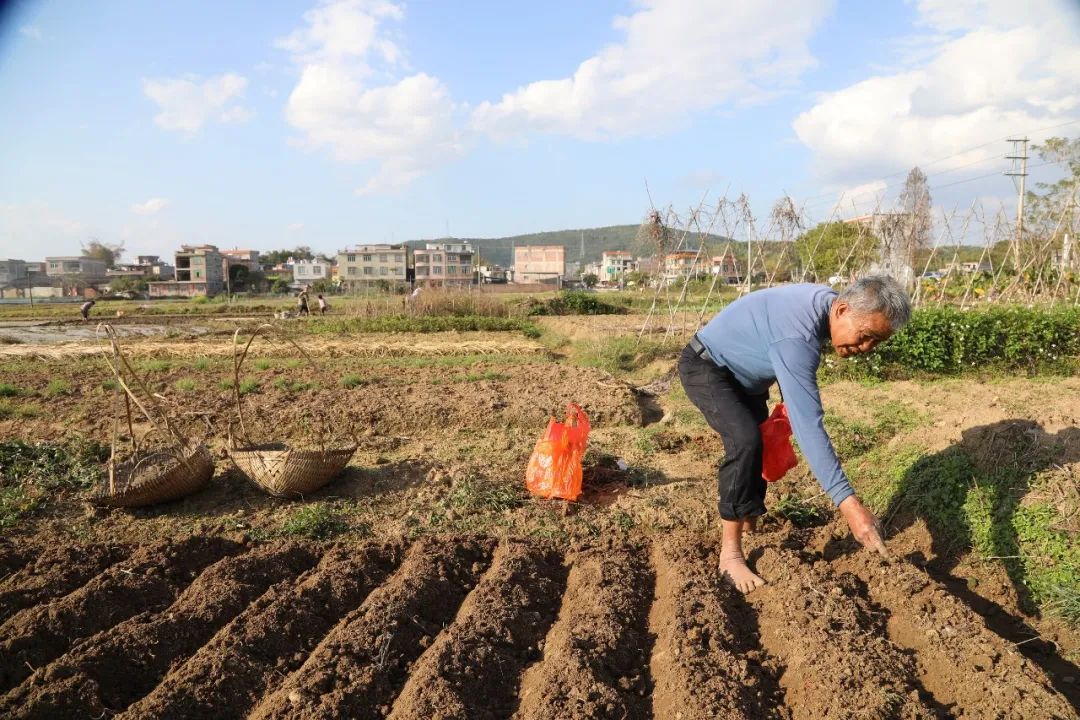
2, 315, 1078, 718
0, 530, 1073, 719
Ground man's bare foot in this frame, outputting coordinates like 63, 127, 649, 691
719, 552, 766, 594
744, 517, 759, 533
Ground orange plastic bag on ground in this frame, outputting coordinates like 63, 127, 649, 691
760, 402, 798, 482
525, 403, 590, 501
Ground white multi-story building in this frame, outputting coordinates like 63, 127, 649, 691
414, 242, 475, 288
337, 244, 412, 292
292, 259, 332, 287
600, 251, 637, 285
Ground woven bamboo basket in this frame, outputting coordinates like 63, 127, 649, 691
92, 325, 214, 507
227, 325, 356, 499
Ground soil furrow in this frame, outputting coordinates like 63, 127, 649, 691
649, 537, 786, 720
831, 551, 1076, 719
514, 541, 653, 720
750, 546, 938, 719
387, 539, 567, 720
1, 543, 318, 719
0, 536, 241, 695
121, 542, 403, 720
0, 541, 31, 581
0, 544, 129, 625
249, 536, 495, 720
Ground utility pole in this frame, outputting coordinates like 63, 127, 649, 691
1005, 137, 1029, 269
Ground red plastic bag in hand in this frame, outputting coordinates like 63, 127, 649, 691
525, 403, 590, 501
760, 402, 798, 482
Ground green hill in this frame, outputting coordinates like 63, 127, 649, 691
406, 224, 737, 267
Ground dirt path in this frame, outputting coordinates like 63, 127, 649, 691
0, 533, 1073, 719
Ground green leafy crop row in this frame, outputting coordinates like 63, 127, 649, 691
841, 305, 1080, 377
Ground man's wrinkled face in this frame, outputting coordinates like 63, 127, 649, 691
830, 302, 893, 358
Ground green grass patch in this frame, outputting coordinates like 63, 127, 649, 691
271, 378, 315, 392
174, 378, 198, 392
824, 401, 922, 461
453, 370, 509, 383
44, 379, 73, 397
772, 491, 829, 527
279, 503, 348, 540
341, 374, 366, 389
573, 336, 672, 376
139, 359, 172, 373
0, 400, 42, 418
0, 383, 20, 397
100, 379, 119, 392
238, 378, 260, 395
0, 439, 107, 530
448, 475, 525, 516
308, 315, 538, 335
192, 357, 211, 371
252, 358, 273, 371
851, 442, 1080, 626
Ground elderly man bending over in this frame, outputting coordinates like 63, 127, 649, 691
679, 276, 911, 593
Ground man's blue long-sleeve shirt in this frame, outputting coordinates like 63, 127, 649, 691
696, 284, 854, 507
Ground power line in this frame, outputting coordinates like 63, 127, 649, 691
795, 117, 1080, 208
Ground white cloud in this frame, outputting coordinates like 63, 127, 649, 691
278, 0, 462, 193
829, 180, 887, 217
143, 73, 254, 133
288, 222, 305, 232
19, 26, 42, 40
794, 0, 1080, 189
131, 197, 169, 215
0, 204, 88, 258
471, 0, 834, 141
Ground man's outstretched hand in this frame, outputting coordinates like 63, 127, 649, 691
838, 496, 890, 558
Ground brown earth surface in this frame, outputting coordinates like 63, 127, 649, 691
2, 319, 1079, 717
0, 531, 1074, 719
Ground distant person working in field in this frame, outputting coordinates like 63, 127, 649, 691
317, 294, 328, 315
79, 299, 96, 321
680, 276, 910, 593
297, 290, 310, 317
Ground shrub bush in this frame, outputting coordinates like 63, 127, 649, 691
524, 290, 626, 316
839, 305, 1080, 377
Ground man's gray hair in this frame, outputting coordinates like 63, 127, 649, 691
837, 275, 912, 330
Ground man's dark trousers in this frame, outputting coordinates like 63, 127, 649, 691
678, 343, 769, 520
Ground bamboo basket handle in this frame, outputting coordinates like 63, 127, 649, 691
97, 324, 185, 448
231, 324, 319, 448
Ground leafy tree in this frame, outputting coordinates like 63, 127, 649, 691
82, 239, 124, 268
625, 270, 652, 287
898, 167, 933, 252
1025, 136, 1079, 256
582, 273, 599, 288
270, 277, 291, 294
261, 247, 314, 266
795, 222, 880, 281
309, 278, 335, 293
108, 276, 148, 293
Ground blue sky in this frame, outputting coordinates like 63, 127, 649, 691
1, 0, 1078, 261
